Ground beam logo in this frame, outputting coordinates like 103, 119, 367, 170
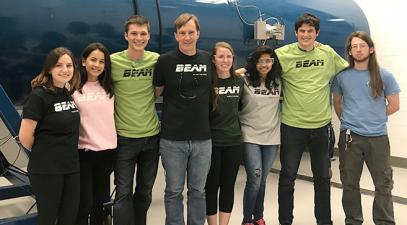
176, 64, 207, 72
54, 101, 77, 112
295, 59, 324, 68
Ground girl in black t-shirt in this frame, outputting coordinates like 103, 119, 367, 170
19, 47, 81, 225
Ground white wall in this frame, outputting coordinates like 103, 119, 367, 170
340, 0, 407, 158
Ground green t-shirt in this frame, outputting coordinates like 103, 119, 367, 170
276, 43, 348, 128
210, 76, 244, 146
111, 50, 160, 138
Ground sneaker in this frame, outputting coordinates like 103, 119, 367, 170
254, 218, 266, 225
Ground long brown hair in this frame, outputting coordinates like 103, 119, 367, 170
210, 42, 238, 111
31, 47, 80, 94
345, 31, 382, 98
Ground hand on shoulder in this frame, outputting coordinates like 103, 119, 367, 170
235, 67, 246, 76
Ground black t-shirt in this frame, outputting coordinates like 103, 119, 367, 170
22, 87, 80, 174
153, 49, 212, 140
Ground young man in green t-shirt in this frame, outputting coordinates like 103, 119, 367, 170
111, 15, 160, 225
276, 13, 348, 225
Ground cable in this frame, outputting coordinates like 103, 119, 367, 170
0, 134, 12, 146
0, 134, 27, 175
7, 146, 21, 167
264, 16, 280, 23
26, 201, 37, 214
0, 133, 12, 141
0, 165, 8, 177
229, 0, 262, 26
0, 131, 31, 201
110, 187, 116, 199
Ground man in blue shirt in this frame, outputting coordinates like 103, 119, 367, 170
332, 31, 400, 225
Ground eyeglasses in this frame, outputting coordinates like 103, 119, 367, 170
178, 73, 198, 99
351, 43, 369, 49
257, 58, 274, 65
214, 55, 234, 60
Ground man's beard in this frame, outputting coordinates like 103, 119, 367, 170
352, 55, 369, 63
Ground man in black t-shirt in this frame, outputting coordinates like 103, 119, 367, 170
153, 13, 212, 225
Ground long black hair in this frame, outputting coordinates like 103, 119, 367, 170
78, 42, 113, 97
245, 45, 281, 90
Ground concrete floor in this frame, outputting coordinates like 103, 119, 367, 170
1, 152, 407, 224
147, 157, 407, 225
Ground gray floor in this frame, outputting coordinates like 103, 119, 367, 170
1, 152, 407, 224
146, 155, 407, 225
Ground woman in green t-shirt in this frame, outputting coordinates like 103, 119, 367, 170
205, 42, 245, 225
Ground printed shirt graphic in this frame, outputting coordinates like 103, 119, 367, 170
210, 76, 245, 146
22, 87, 80, 174
111, 50, 160, 138
239, 76, 281, 145
72, 81, 117, 150
331, 68, 401, 136
153, 49, 212, 140
276, 43, 348, 128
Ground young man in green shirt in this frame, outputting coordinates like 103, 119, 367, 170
276, 13, 348, 225
111, 15, 160, 225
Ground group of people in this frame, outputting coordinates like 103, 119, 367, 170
18, 11, 399, 225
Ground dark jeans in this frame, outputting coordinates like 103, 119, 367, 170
205, 144, 243, 215
113, 134, 159, 225
338, 131, 395, 225
278, 123, 332, 225
29, 172, 80, 225
76, 149, 115, 225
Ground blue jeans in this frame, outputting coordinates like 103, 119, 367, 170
159, 138, 212, 225
242, 143, 278, 223
278, 123, 332, 225
113, 135, 159, 225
